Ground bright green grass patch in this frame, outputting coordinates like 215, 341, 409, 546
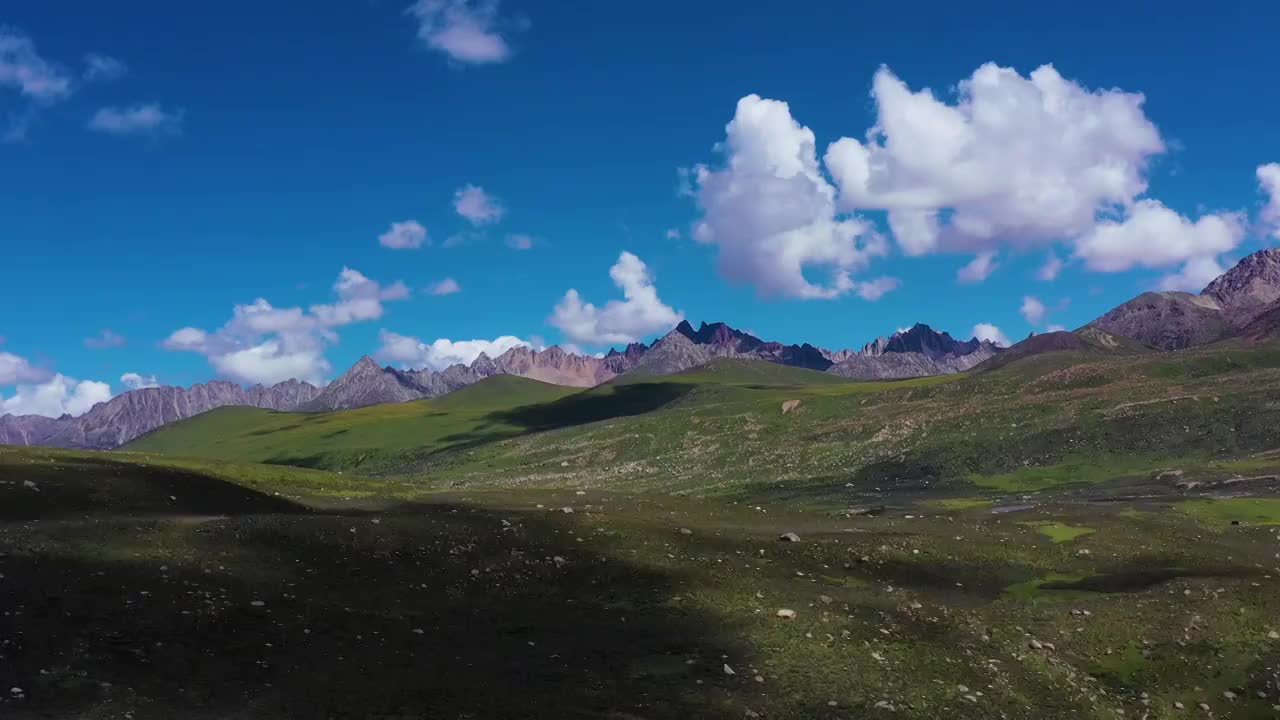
1003, 572, 1093, 601
1021, 521, 1096, 543
924, 497, 993, 511
1177, 498, 1280, 528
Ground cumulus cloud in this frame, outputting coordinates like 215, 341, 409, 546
1, 374, 112, 418
1038, 253, 1064, 281
407, 0, 515, 65
506, 234, 534, 250
379, 220, 428, 249
84, 53, 126, 81
453, 184, 504, 225
84, 329, 125, 349
0, 351, 50, 385
1073, 199, 1244, 288
665, 228, 681, 240
549, 251, 684, 345
88, 103, 183, 136
376, 329, 530, 370
956, 252, 999, 283
972, 323, 1011, 347
1020, 296, 1047, 325
824, 63, 1164, 254
1046, 324, 1068, 333
120, 372, 159, 390
690, 94, 890, 299
1259, 163, 1280, 239
162, 267, 409, 385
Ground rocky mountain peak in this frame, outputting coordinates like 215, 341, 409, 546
1202, 248, 1280, 322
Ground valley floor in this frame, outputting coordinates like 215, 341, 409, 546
3, 447, 1280, 719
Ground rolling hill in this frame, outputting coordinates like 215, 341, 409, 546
124, 374, 581, 473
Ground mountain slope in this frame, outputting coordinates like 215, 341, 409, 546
1085, 291, 1232, 350
829, 324, 1000, 379
0, 379, 320, 449
1202, 247, 1280, 324
1086, 248, 1280, 350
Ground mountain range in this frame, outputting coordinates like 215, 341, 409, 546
1086, 248, 1280, 350
5, 247, 1280, 451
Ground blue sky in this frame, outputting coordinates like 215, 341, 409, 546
2, 0, 1279, 415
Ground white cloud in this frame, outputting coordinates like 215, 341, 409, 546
1259, 163, 1280, 239
1073, 199, 1244, 289
956, 251, 999, 283
0, 29, 72, 101
376, 329, 530, 370
88, 104, 183, 136
84, 329, 125, 349
379, 220, 428, 249
1020, 295, 1047, 325
824, 63, 1164, 254
506, 234, 534, 250
1157, 256, 1227, 293
690, 94, 889, 299
310, 267, 411, 326
120, 372, 159, 390
549, 251, 684, 345
210, 342, 329, 387
163, 327, 209, 351
665, 228, 681, 240
407, 0, 514, 65
84, 53, 127, 81
853, 276, 900, 301
0, 351, 49, 385
427, 277, 461, 295
453, 184, 505, 225
1, 374, 112, 418
163, 267, 409, 385
1046, 324, 1068, 333
972, 323, 1010, 347
1038, 253, 1064, 281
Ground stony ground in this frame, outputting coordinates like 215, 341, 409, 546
4, 447, 1280, 719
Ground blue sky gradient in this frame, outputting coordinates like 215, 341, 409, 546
2, 1, 1279, 414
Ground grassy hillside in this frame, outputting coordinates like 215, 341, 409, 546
125, 374, 581, 474
6, 444, 1280, 718
127, 345, 1280, 501
412, 342, 1280, 499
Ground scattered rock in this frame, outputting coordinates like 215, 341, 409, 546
778, 532, 801, 543
776, 609, 797, 619
723, 664, 735, 676
250, 600, 266, 607
678, 528, 693, 536
781, 399, 801, 414
1269, 630, 1279, 640
818, 595, 834, 605
1028, 639, 1044, 650
560, 507, 574, 514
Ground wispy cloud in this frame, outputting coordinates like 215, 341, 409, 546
84, 329, 126, 349
88, 103, 184, 137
